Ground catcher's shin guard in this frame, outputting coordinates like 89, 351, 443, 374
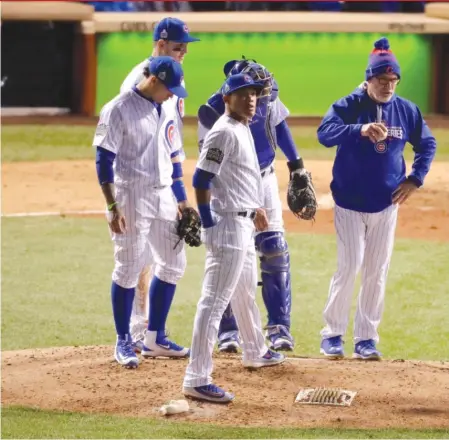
218, 303, 239, 335
255, 231, 292, 328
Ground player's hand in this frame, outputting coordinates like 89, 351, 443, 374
108, 206, 127, 234
361, 123, 388, 143
392, 180, 419, 205
253, 208, 268, 232
177, 200, 191, 217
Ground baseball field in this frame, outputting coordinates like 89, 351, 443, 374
2, 120, 449, 438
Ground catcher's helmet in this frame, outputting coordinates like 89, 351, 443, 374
223, 56, 273, 100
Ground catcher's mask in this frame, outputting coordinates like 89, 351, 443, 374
223, 56, 273, 103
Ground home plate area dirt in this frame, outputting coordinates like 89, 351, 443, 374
2, 346, 449, 429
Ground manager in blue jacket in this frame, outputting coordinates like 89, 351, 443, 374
317, 37, 437, 360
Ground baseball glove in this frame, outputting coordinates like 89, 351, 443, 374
287, 159, 317, 221
175, 207, 202, 248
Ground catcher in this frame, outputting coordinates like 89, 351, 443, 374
197, 58, 317, 352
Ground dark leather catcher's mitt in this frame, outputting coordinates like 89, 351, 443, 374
176, 207, 202, 247
287, 160, 317, 221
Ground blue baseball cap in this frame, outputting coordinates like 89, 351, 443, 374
153, 17, 200, 43
148, 56, 187, 98
221, 73, 264, 96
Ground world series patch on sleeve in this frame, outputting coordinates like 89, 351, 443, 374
206, 148, 224, 164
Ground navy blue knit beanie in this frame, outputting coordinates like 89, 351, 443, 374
365, 37, 401, 81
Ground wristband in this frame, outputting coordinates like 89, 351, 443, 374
287, 158, 304, 173
198, 204, 215, 228
107, 202, 118, 211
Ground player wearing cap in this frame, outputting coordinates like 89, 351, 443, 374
94, 56, 191, 368
119, 18, 200, 352
183, 74, 285, 404
197, 58, 317, 353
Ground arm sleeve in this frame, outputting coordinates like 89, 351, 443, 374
95, 146, 116, 184
192, 168, 215, 189
198, 122, 211, 152
92, 103, 124, 154
317, 97, 364, 148
275, 120, 300, 161
408, 106, 437, 186
271, 97, 290, 126
196, 129, 235, 175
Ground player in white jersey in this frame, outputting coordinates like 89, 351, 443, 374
94, 56, 192, 368
183, 74, 286, 404
119, 18, 200, 351
197, 59, 317, 353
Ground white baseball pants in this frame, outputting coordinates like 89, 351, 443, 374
184, 214, 267, 387
321, 204, 398, 343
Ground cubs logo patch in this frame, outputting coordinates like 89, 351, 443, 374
177, 98, 185, 118
165, 120, 175, 147
206, 147, 224, 164
375, 142, 387, 154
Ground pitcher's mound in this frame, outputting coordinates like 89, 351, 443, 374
2, 346, 449, 429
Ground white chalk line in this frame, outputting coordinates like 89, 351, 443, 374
2, 210, 105, 218
1, 193, 437, 218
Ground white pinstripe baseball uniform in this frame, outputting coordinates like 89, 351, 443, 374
184, 115, 269, 388
94, 88, 186, 292
120, 60, 186, 341
198, 96, 288, 233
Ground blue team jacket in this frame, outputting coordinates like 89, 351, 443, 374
317, 89, 436, 213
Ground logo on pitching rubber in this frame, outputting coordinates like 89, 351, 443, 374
375, 142, 387, 154
165, 119, 175, 147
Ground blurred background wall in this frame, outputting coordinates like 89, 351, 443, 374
2, 1, 449, 117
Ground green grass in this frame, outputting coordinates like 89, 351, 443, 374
3, 407, 449, 439
2, 217, 449, 438
2, 124, 449, 438
2, 125, 449, 162
2, 216, 449, 359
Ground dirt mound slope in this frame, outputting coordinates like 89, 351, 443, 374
2, 346, 449, 429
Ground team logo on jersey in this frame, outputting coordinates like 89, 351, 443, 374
375, 142, 387, 154
206, 147, 224, 164
165, 120, 175, 147
388, 126, 403, 139
177, 98, 185, 118
380, 120, 403, 140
